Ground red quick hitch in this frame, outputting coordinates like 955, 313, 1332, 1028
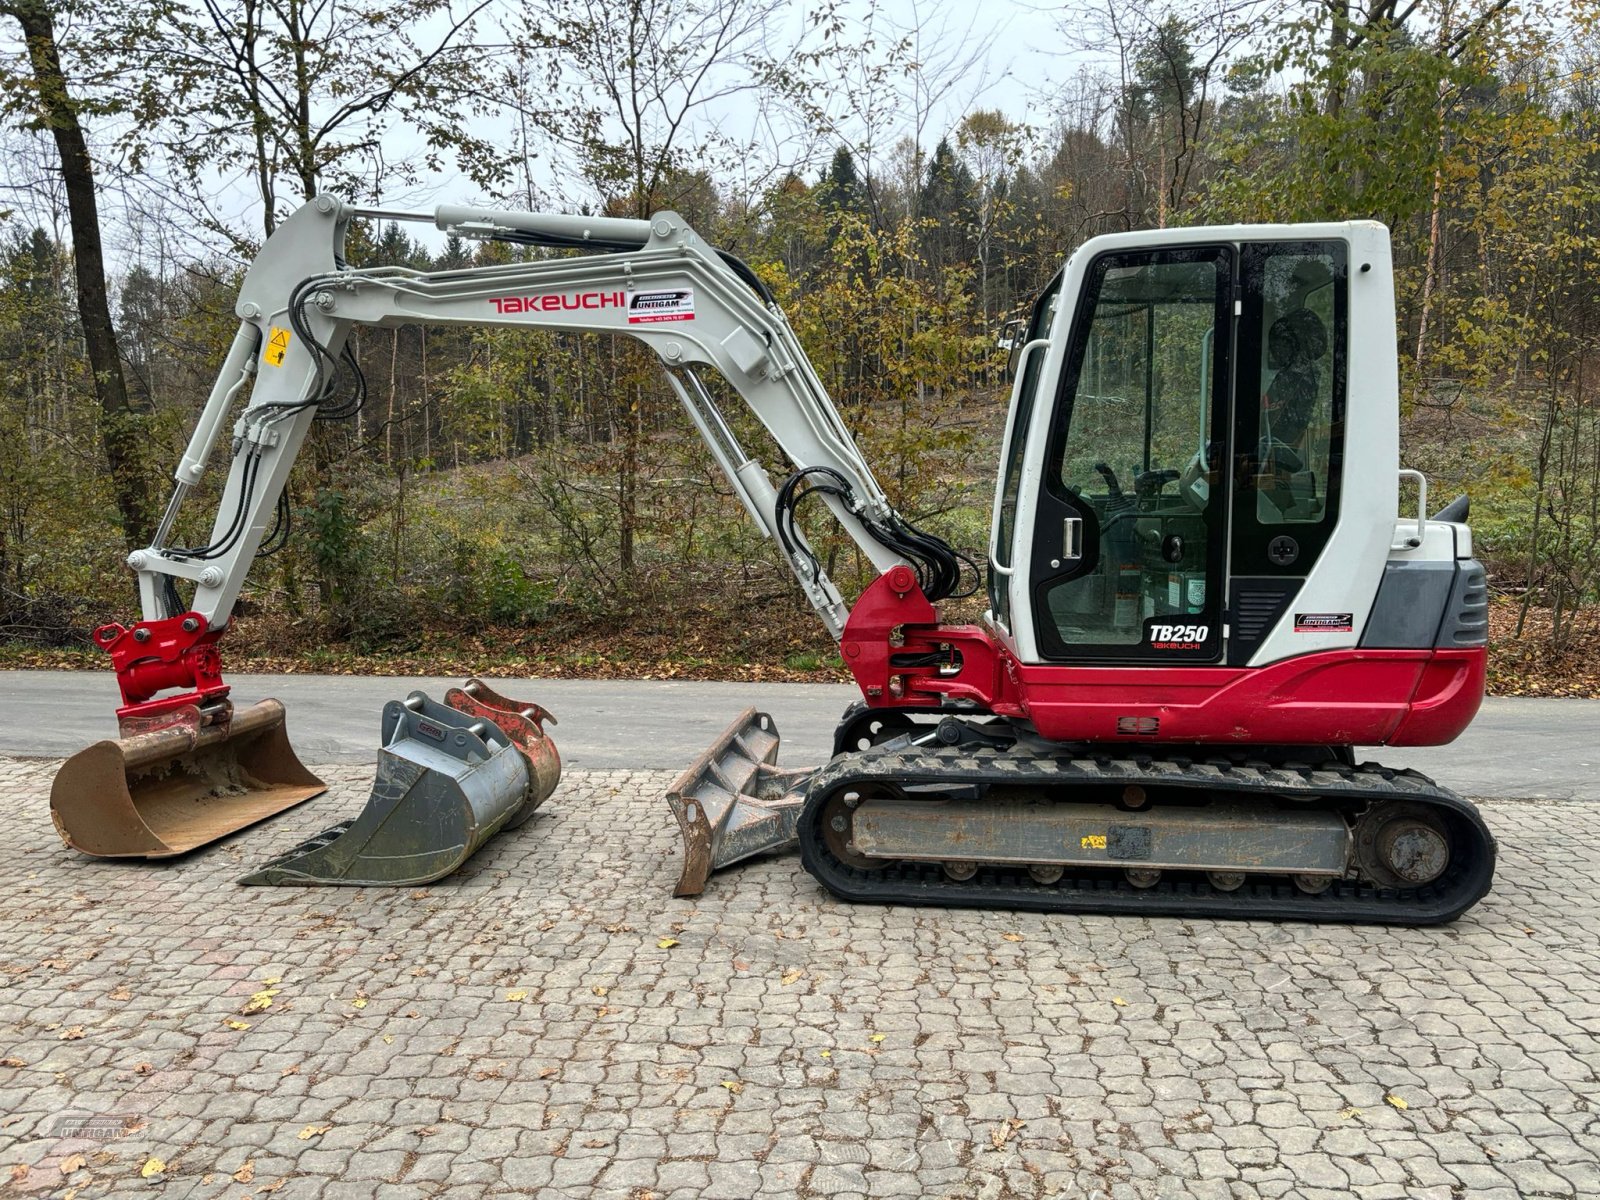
839, 569, 1011, 711
94, 613, 230, 722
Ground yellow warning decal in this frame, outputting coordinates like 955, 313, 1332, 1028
264, 327, 291, 367
1080, 834, 1107, 850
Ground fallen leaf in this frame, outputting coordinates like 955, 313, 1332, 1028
59, 1026, 85, 1040
591, 986, 609, 997
60, 1153, 86, 1175
1001, 933, 1023, 943
297, 1124, 331, 1140
133, 1062, 154, 1074
109, 986, 131, 1001
1384, 1094, 1409, 1111
140, 1157, 165, 1178
1111, 997, 1127, 1007
538, 1066, 559, 1079
583, 1138, 607, 1149
869, 1033, 886, 1044
780, 968, 804, 986
233, 1160, 255, 1184
1338, 1106, 1362, 1120
243, 988, 280, 1013
280, 1064, 299, 1077
261, 976, 282, 985
720, 1080, 744, 1094
350, 998, 368, 1010
0, 1057, 25, 1068
383, 1036, 394, 1045
10, 1164, 27, 1183
732, 960, 749, 971
656, 938, 679, 949
506, 990, 528, 1002
378, 953, 399, 963
604, 923, 634, 934
819, 1049, 831, 1059
259, 1178, 286, 1194
64, 1189, 79, 1200
595, 1006, 613, 1018
224, 1020, 252, 1031
988, 1118, 1025, 1151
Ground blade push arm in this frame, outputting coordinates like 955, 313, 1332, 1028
113, 196, 941, 717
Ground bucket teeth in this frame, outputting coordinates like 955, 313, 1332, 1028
50, 699, 324, 859
666, 708, 814, 897
239, 685, 560, 887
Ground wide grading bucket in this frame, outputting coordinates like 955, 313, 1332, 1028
239, 683, 559, 886
50, 699, 326, 859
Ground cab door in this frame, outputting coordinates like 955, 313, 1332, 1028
1025, 246, 1233, 662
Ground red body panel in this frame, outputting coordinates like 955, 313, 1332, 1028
840, 573, 1485, 748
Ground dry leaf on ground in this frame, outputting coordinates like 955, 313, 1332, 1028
988, 1118, 1025, 1150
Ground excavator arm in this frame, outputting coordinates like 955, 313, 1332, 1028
111, 195, 971, 721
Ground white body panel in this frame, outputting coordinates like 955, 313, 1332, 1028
993, 221, 1403, 668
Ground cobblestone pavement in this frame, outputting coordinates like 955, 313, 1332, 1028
2, 757, 1598, 1200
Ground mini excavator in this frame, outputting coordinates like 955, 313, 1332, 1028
50, 197, 1494, 922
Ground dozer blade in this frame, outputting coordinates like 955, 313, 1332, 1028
666, 708, 815, 898
239, 687, 556, 886
50, 699, 325, 859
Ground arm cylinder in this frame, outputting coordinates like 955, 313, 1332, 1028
434, 204, 653, 247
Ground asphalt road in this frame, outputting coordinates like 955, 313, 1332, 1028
2, 669, 1595, 799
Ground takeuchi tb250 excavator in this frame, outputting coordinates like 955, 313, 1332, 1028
49, 196, 1495, 923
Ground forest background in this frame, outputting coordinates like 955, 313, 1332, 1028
0, 0, 1596, 696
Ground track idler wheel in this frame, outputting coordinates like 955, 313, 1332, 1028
1356, 802, 1452, 889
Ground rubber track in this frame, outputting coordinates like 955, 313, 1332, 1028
796, 747, 1497, 925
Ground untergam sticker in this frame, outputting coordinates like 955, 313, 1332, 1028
627, 288, 695, 323
1294, 612, 1353, 633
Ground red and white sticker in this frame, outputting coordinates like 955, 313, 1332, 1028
1294, 612, 1353, 633
627, 288, 695, 323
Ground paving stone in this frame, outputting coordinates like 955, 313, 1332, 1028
0, 759, 1594, 1199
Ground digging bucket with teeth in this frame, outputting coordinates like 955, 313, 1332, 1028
238, 680, 559, 886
